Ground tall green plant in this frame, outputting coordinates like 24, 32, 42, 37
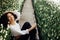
33, 0, 60, 40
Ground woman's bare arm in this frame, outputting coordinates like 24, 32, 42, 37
28, 23, 36, 32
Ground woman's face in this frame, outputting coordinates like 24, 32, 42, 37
7, 13, 15, 22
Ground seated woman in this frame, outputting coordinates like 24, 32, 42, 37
0, 11, 36, 40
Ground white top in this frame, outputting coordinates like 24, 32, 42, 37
8, 23, 29, 36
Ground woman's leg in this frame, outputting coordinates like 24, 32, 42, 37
21, 22, 31, 30
19, 22, 31, 40
19, 22, 37, 40
29, 28, 37, 40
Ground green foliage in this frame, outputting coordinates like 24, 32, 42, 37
0, 0, 24, 16
33, 0, 60, 40
0, 24, 12, 40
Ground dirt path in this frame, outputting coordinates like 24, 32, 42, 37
20, 0, 39, 40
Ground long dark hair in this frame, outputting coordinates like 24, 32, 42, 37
0, 12, 17, 28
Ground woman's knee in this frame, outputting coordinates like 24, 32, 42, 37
24, 22, 30, 24
21, 22, 31, 30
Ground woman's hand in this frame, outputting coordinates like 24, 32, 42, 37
28, 23, 36, 32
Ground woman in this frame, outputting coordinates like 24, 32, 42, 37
0, 11, 36, 40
